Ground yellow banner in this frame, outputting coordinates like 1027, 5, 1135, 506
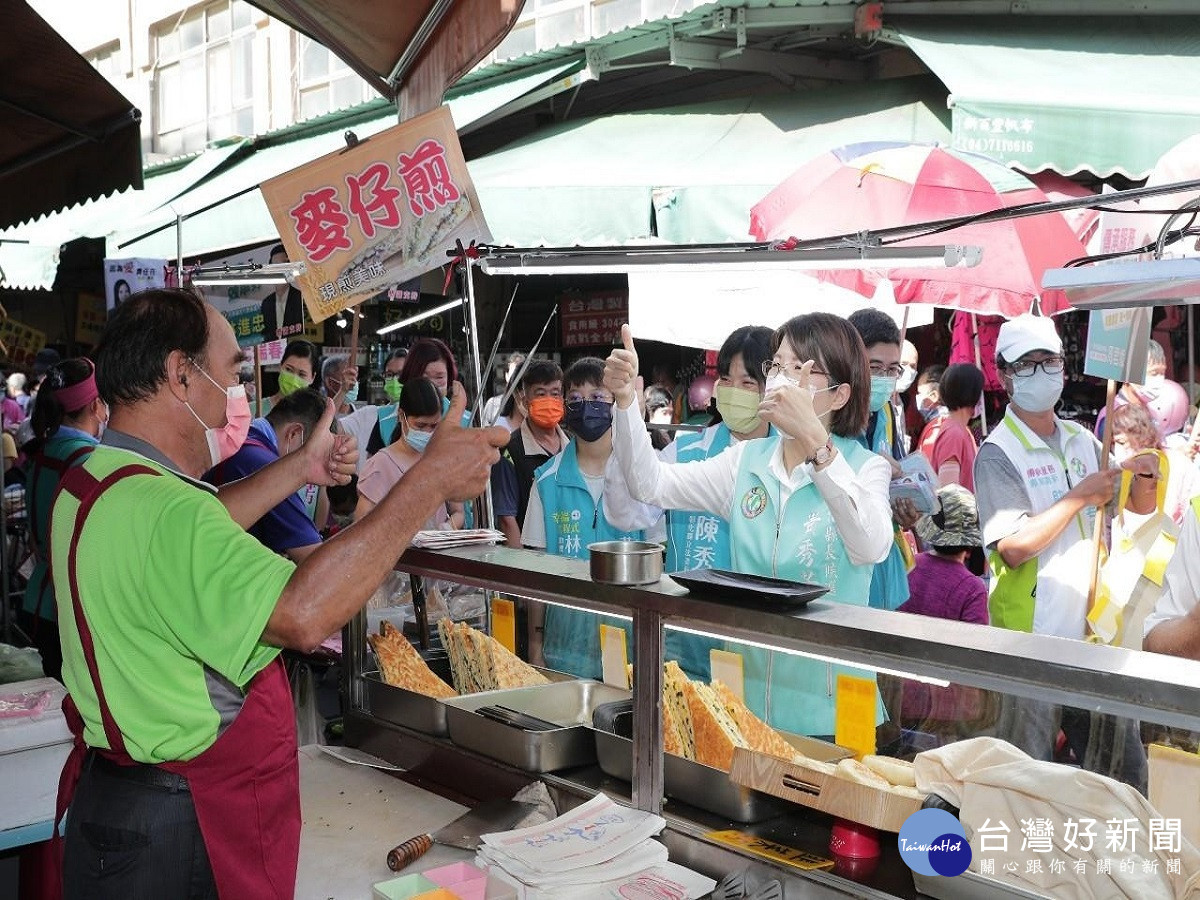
260, 105, 490, 323
0, 317, 47, 368
76, 293, 107, 345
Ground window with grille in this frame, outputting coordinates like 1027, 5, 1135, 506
153, 0, 255, 156
296, 37, 373, 122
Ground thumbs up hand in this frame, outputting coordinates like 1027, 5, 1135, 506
422, 382, 510, 501
604, 324, 640, 410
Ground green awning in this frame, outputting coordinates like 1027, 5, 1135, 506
469, 76, 951, 245
445, 59, 586, 135
119, 77, 951, 259
113, 111, 399, 259
0, 140, 246, 290
896, 16, 1200, 180
115, 61, 590, 259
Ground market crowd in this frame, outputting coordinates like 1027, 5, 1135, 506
17, 286, 1200, 896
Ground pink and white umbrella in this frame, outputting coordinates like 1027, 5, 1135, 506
749, 141, 1087, 318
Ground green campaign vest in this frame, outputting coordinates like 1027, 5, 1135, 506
726, 434, 879, 736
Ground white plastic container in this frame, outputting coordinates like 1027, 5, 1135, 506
0, 677, 72, 831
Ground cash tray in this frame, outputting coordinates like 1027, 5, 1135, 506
667, 568, 829, 611
592, 699, 851, 823
443, 680, 631, 772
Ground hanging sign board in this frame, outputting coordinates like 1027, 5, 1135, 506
1084, 307, 1153, 384
260, 106, 490, 324
103, 258, 167, 312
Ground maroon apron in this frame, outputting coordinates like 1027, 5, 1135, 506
52, 462, 300, 899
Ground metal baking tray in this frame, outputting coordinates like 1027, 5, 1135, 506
363, 656, 576, 738
593, 728, 851, 823
363, 666, 453, 737
444, 681, 631, 772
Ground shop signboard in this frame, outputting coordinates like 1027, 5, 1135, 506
260, 105, 490, 324
0, 317, 46, 368
256, 339, 287, 366
103, 257, 167, 312
560, 291, 628, 349
195, 244, 322, 349
382, 276, 423, 304
1084, 307, 1152, 384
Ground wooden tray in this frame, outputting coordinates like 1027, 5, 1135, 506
729, 747, 921, 832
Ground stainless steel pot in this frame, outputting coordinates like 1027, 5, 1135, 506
587, 540, 664, 585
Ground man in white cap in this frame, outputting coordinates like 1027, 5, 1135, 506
974, 314, 1143, 786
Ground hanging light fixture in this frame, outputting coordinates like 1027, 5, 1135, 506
191, 261, 305, 287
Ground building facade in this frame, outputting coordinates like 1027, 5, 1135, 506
31, 0, 709, 164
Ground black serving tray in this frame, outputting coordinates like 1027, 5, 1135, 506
667, 568, 829, 610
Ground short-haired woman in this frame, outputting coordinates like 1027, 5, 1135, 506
604, 314, 893, 735
919, 363, 985, 491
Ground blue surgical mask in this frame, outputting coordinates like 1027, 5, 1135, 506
404, 426, 433, 453
869, 375, 897, 412
344, 383, 359, 403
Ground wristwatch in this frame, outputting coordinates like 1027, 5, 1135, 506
808, 437, 835, 467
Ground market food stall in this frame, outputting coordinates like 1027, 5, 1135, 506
340, 545, 1200, 899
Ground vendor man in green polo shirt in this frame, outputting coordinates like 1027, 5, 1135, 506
52, 288, 508, 899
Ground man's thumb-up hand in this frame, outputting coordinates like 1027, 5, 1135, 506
604, 323, 639, 409
424, 382, 509, 502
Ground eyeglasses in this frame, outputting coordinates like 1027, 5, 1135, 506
869, 363, 904, 378
762, 361, 832, 382
1008, 356, 1066, 378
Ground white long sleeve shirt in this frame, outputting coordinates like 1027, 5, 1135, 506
605, 399, 893, 566
1144, 505, 1200, 638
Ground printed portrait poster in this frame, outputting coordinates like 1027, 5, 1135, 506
195, 244, 322, 349
259, 105, 491, 323
103, 258, 167, 312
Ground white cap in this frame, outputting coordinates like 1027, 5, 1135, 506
996, 314, 1062, 363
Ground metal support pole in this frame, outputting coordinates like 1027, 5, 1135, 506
631, 607, 664, 814
0, 491, 9, 644
972, 313, 988, 436
463, 259, 492, 530
1190, 305, 1196, 411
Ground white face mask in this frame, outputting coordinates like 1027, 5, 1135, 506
896, 365, 918, 393
1010, 368, 1063, 413
763, 373, 834, 440
765, 372, 835, 398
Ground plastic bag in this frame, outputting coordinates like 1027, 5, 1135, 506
0, 643, 45, 684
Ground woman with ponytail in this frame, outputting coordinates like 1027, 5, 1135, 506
17, 358, 108, 678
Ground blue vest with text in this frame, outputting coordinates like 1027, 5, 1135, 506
533, 442, 643, 678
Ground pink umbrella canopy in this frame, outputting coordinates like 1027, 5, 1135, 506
749, 142, 1086, 318
1141, 132, 1200, 257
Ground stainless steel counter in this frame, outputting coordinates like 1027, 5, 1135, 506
297, 745, 473, 900
341, 545, 1200, 900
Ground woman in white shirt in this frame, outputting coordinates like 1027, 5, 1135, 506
603, 313, 893, 736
